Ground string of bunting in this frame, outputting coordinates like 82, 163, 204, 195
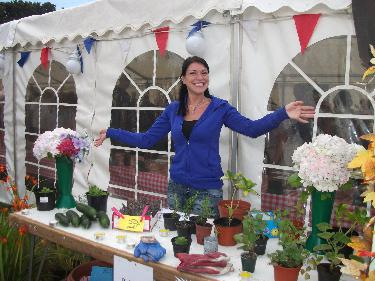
12, 14, 321, 72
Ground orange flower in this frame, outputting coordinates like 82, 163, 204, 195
0, 236, 7, 244
358, 250, 375, 257
1, 207, 8, 214
18, 225, 27, 236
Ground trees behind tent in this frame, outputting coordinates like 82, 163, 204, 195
0, 0, 55, 24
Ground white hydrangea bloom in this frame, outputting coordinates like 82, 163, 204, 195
292, 134, 363, 192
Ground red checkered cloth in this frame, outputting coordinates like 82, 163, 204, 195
109, 165, 168, 194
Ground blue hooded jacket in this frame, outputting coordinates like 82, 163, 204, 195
106, 96, 288, 189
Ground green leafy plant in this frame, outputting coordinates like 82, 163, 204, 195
234, 212, 266, 254
174, 236, 188, 246
313, 222, 351, 271
196, 195, 212, 225
87, 185, 108, 197
37, 187, 54, 194
222, 170, 258, 223
268, 215, 315, 279
182, 192, 198, 221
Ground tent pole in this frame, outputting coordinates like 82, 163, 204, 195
228, 14, 241, 199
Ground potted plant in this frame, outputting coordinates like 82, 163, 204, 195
218, 170, 257, 220
268, 217, 314, 281
195, 195, 213, 245
214, 171, 258, 246
86, 185, 109, 212
175, 193, 198, 239
171, 236, 192, 257
233, 212, 266, 273
163, 194, 180, 231
313, 222, 352, 281
34, 186, 56, 211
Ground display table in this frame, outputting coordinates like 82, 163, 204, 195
9, 208, 356, 281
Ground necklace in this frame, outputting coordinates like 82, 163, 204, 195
189, 97, 205, 113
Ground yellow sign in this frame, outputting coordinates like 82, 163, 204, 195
117, 215, 144, 232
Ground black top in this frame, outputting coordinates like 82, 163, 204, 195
182, 120, 197, 140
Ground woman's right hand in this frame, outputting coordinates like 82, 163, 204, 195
94, 129, 107, 147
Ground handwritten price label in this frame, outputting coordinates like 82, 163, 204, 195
117, 216, 144, 232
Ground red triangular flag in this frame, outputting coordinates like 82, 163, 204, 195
293, 14, 321, 54
153, 26, 169, 56
40, 47, 50, 69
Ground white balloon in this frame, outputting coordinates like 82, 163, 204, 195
0, 54, 5, 78
186, 32, 206, 57
65, 50, 81, 75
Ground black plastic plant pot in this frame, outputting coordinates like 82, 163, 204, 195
189, 216, 199, 234
176, 221, 192, 239
86, 193, 109, 212
35, 192, 56, 211
254, 235, 269, 255
317, 263, 341, 281
171, 237, 192, 257
163, 213, 180, 231
241, 252, 257, 273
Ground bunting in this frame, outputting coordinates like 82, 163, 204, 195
188, 20, 211, 38
17, 51, 31, 67
293, 14, 321, 54
84, 37, 96, 54
153, 26, 169, 56
40, 47, 50, 69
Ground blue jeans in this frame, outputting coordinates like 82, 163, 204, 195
167, 180, 223, 218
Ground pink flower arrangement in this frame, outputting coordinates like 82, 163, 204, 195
33, 128, 90, 162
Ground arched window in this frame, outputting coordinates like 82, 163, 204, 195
108, 50, 183, 205
262, 36, 374, 223
25, 61, 77, 189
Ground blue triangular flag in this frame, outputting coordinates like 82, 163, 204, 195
84, 37, 96, 54
188, 20, 211, 38
77, 45, 83, 73
17, 51, 31, 67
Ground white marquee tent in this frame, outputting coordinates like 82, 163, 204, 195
0, 0, 368, 216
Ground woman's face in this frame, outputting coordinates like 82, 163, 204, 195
181, 62, 209, 96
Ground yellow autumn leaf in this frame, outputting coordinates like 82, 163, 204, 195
340, 258, 367, 277
363, 191, 375, 208
348, 150, 370, 169
370, 44, 375, 59
361, 134, 375, 143
362, 66, 375, 80
347, 236, 371, 252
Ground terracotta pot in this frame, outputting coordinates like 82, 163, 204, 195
213, 217, 242, 246
195, 222, 212, 245
317, 263, 341, 281
218, 200, 250, 221
273, 265, 301, 281
67, 260, 111, 281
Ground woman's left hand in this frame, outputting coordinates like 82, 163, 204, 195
285, 101, 315, 123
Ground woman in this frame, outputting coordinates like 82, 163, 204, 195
95, 56, 315, 217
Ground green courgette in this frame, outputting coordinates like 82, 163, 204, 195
66, 210, 80, 227
76, 203, 97, 220
79, 214, 91, 229
97, 211, 110, 228
55, 213, 70, 227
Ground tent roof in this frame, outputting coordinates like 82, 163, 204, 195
0, 0, 351, 50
